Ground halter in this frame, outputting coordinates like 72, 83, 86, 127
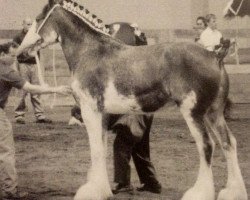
37, 4, 61, 33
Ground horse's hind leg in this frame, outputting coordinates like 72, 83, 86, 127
206, 108, 247, 200
180, 91, 215, 200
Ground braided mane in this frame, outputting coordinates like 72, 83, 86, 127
61, 0, 111, 36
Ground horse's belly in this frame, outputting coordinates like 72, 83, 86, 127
136, 87, 170, 112
103, 81, 170, 114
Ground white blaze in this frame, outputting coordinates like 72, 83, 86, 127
16, 21, 41, 56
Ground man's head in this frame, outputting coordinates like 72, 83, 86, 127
196, 16, 207, 30
22, 17, 33, 33
206, 14, 217, 30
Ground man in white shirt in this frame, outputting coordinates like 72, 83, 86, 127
199, 14, 222, 51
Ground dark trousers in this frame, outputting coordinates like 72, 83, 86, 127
112, 115, 159, 186
71, 107, 159, 186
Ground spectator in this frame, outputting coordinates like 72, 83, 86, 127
0, 42, 71, 200
194, 16, 207, 42
199, 14, 222, 51
13, 17, 52, 124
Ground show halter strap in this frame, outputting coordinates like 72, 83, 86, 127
30, 5, 61, 108
50, 45, 58, 109
37, 4, 61, 33
35, 54, 46, 86
35, 4, 61, 104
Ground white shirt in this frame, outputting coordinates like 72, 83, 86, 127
199, 27, 222, 51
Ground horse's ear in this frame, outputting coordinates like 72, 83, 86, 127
48, 0, 63, 7
54, 0, 64, 5
48, 0, 54, 7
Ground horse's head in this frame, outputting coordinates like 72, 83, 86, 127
17, 0, 112, 56
16, 0, 64, 56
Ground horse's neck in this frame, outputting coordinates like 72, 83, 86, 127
58, 23, 123, 71
56, 20, 100, 70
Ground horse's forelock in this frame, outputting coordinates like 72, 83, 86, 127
36, 4, 49, 22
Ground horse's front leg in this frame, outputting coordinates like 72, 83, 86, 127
74, 95, 112, 200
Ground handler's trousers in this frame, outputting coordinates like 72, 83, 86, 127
0, 108, 18, 195
110, 114, 160, 186
14, 63, 45, 120
71, 106, 160, 186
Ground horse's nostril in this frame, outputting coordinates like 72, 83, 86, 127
38, 38, 44, 44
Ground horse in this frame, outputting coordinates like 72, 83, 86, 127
17, 0, 248, 200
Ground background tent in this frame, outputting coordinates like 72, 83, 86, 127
224, 0, 250, 65
224, 0, 250, 18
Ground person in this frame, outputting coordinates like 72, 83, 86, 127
13, 17, 52, 124
110, 114, 161, 194
109, 30, 161, 194
194, 16, 207, 42
199, 14, 222, 51
0, 42, 71, 200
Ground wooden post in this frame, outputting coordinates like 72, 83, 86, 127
235, 16, 240, 67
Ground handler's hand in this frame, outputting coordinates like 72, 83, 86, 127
55, 85, 72, 95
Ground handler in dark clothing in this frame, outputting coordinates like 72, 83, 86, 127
110, 114, 161, 194
13, 18, 51, 124
111, 29, 161, 194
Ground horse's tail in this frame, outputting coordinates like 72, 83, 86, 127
208, 60, 230, 118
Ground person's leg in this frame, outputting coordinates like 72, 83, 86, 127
69, 105, 83, 126
132, 115, 161, 193
113, 125, 133, 190
14, 63, 29, 123
0, 109, 28, 199
29, 64, 51, 123
0, 109, 17, 194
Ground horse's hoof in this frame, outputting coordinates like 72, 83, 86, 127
182, 186, 215, 200
217, 187, 247, 200
74, 182, 112, 200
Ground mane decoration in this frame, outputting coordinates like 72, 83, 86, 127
61, 0, 111, 36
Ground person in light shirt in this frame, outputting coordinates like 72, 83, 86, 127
199, 14, 222, 51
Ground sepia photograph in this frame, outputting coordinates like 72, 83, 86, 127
0, 0, 250, 199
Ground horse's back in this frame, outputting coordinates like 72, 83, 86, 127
110, 41, 223, 111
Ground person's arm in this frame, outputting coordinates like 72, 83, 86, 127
0, 54, 16, 66
22, 81, 71, 95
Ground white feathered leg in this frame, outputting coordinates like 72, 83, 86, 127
207, 116, 247, 200
180, 92, 215, 200
74, 96, 112, 200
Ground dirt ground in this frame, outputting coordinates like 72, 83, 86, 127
4, 104, 250, 200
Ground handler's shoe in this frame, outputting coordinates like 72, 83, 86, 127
15, 117, 25, 124
137, 183, 162, 194
3, 190, 29, 199
112, 183, 134, 195
36, 118, 52, 124
68, 117, 83, 126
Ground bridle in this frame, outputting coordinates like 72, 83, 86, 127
37, 4, 61, 34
